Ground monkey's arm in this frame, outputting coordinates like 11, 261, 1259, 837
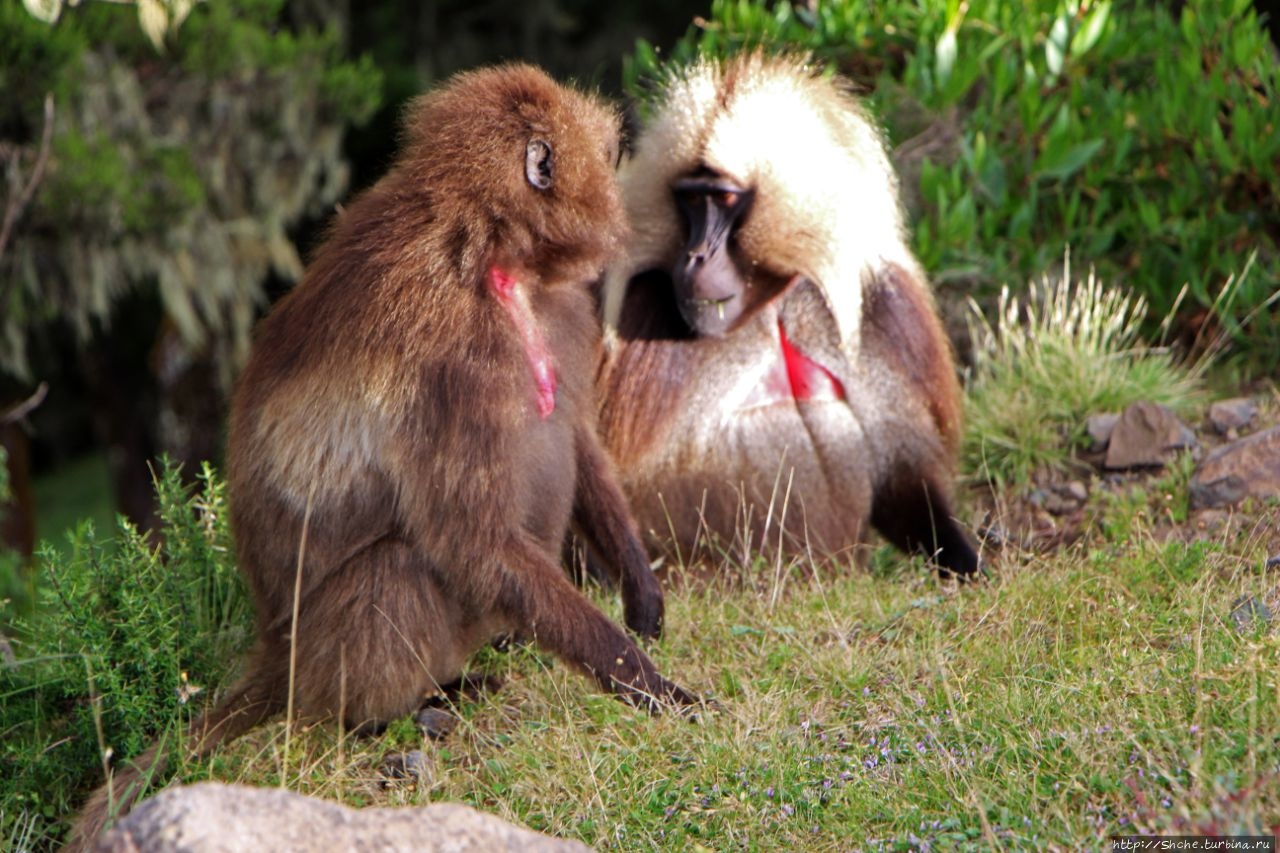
858, 263, 979, 578
570, 422, 665, 641
493, 533, 692, 711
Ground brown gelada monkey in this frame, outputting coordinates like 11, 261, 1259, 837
67, 63, 694, 851
597, 52, 980, 579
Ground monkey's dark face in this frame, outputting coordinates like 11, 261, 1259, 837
670, 170, 756, 336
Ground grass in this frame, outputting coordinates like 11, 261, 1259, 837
963, 255, 1206, 489
32, 451, 115, 555
137, 513, 1280, 850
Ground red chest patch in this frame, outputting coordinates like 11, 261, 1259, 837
741, 322, 846, 410
778, 322, 845, 402
488, 265, 557, 419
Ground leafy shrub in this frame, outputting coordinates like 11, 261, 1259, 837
625, 0, 1280, 369
0, 462, 249, 850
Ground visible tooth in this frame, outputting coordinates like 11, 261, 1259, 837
717, 301, 725, 320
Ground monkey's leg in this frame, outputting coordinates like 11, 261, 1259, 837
494, 534, 695, 711
285, 538, 489, 729
860, 266, 980, 579
570, 424, 665, 641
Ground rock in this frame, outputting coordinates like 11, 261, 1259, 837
1039, 482, 1088, 515
95, 783, 591, 853
381, 750, 431, 784
1266, 554, 1280, 572
414, 706, 458, 740
1086, 413, 1120, 450
1207, 397, 1258, 436
1062, 480, 1089, 502
1228, 595, 1273, 634
1103, 402, 1197, 470
1189, 426, 1280, 509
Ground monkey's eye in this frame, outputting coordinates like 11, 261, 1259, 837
719, 192, 740, 208
526, 139, 554, 191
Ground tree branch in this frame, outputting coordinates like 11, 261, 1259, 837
0, 382, 48, 426
0, 93, 55, 263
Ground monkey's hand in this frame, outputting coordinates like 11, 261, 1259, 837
604, 645, 702, 715
621, 577, 664, 643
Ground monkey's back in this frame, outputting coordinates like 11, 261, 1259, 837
225, 184, 600, 635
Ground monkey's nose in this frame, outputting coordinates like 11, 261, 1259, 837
683, 249, 707, 275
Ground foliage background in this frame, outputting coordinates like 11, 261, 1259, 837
628, 0, 1278, 365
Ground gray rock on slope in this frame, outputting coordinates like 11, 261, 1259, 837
95, 782, 592, 853
1190, 425, 1280, 509
1103, 401, 1197, 470
1207, 397, 1259, 436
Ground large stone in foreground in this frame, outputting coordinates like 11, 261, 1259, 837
1103, 401, 1197, 470
96, 783, 591, 853
1190, 425, 1280, 510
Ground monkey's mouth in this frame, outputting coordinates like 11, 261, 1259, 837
678, 294, 738, 335
683, 294, 736, 316
686, 295, 734, 308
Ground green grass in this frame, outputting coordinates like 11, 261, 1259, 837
1, 452, 115, 619
5, 445, 1279, 849
131, 517, 1280, 850
963, 258, 1206, 489
31, 451, 115, 555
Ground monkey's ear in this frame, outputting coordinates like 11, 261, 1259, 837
526, 139, 554, 190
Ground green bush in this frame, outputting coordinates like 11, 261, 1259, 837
626, 0, 1280, 369
0, 463, 249, 850
963, 259, 1203, 487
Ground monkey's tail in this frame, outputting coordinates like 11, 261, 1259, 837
61, 667, 284, 853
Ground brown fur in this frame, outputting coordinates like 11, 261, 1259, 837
596, 53, 978, 577
65, 63, 691, 852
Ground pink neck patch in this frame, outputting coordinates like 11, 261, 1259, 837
488, 266, 557, 419
778, 321, 845, 403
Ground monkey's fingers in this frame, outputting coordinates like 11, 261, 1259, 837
930, 517, 982, 581
621, 581, 665, 643
611, 674, 706, 717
